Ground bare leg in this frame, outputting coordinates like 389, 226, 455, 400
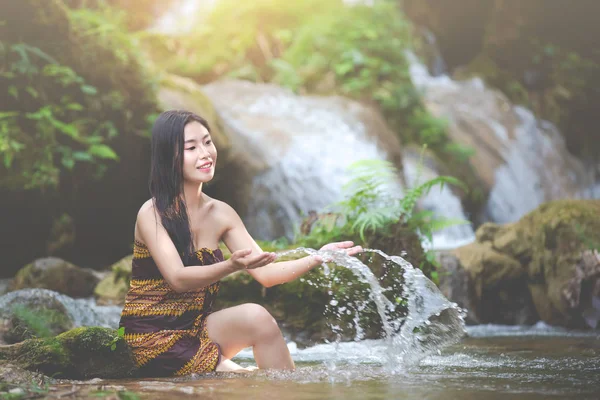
206, 303, 294, 370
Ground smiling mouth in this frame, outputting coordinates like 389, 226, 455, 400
197, 162, 213, 170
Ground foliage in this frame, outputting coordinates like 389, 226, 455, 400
0, 0, 158, 190
108, 326, 125, 351
299, 157, 467, 246
0, 43, 118, 189
64, 0, 177, 31
8, 304, 71, 341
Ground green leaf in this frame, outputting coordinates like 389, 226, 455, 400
8, 85, 18, 99
66, 103, 84, 111
62, 157, 75, 170
81, 85, 98, 95
89, 144, 119, 160
111, 343, 116, 351
72, 151, 94, 162
0, 111, 19, 120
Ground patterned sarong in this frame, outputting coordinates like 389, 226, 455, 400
119, 240, 222, 376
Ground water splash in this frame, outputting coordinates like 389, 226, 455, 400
275, 247, 466, 373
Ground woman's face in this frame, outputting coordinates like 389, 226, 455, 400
182, 121, 217, 184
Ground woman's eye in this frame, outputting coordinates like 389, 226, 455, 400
186, 146, 196, 151
205, 140, 212, 145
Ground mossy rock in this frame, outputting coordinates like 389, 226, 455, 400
449, 199, 600, 328
0, 289, 74, 344
0, 327, 137, 380
94, 255, 132, 306
509, 200, 600, 327
11, 258, 99, 298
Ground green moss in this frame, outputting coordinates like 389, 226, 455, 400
475, 199, 600, 327
7, 327, 137, 379
8, 304, 72, 342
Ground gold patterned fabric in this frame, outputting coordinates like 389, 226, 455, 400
119, 240, 222, 376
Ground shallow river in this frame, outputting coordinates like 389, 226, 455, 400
57, 324, 599, 400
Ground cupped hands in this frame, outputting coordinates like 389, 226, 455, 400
229, 249, 277, 271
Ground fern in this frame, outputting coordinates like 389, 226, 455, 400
299, 150, 469, 247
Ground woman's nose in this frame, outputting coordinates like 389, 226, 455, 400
198, 146, 210, 158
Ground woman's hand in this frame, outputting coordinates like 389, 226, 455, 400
320, 240, 363, 256
228, 249, 277, 271
310, 241, 364, 263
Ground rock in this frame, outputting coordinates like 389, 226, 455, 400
94, 255, 132, 306
11, 258, 99, 298
0, 291, 73, 344
563, 250, 600, 329
437, 252, 479, 324
452, 242, 536, 325
475, 222, 501, 243
0, 327, 137, 379
441, 199, 600, 328
0, 362, 51, 392
0, 289, 121, 345
0, 279, 11, 297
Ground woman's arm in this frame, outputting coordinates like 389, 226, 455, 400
137, 204, 276, 292
219, 202, 361, 288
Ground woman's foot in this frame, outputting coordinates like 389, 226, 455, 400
216, 358, 258, 373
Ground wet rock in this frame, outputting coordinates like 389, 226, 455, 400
0, 291, 73, 344
563, 250, 600, 329
0, 327, 137, 379
441, 199, 600, 329
0, 279, 12, 296
94, 255, 132, 306
0, 289, 121, 344
0, 362, 51, 393
11, 258, 99, 298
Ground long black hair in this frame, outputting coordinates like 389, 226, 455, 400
149, 110, 211, 263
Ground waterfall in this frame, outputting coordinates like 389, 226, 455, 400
407, 52, 597, 225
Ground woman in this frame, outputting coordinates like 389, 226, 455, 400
119, 110, 362, 376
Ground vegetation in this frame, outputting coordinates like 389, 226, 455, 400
7, 304, 72, 342
295, 155, 468, 277
0, 0, 158, 190
145, 0, 474, 167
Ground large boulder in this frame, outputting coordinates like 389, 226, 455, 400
439, 199, 600, 329
0, 327, 137, 379
93, 255, 132, 306
11, 258, 99, 298
0, 289, 121, 344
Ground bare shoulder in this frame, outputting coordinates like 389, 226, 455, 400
137, 199, 157, 222
135, 199, 161, 240
210, 199, 243, 227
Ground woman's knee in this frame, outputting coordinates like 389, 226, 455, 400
242, 303, 280, 339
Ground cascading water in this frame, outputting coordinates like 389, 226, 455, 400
407, 51, 598, 224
